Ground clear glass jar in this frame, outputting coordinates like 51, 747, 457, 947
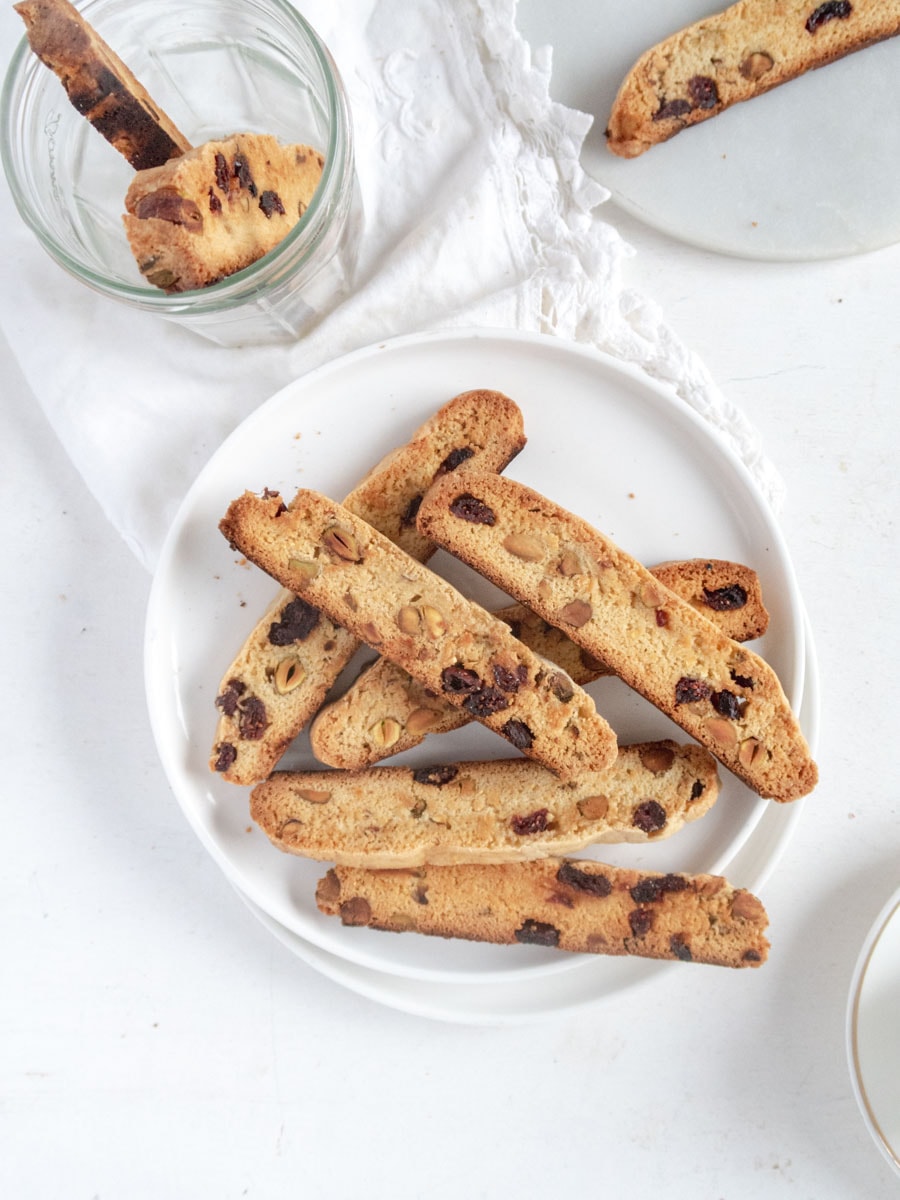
1, 0, 362, 346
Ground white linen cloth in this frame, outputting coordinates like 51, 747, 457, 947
0, 0, 781, 571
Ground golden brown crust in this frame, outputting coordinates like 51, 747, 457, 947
210, 392, 527, 786
310, 559, 767, 769
250, 742, 720, 867
415, 471, 817, 802
606, 0, 900, 158
315, 858, 770, 968
218, 488, 618, 781
15, 0, 191, 169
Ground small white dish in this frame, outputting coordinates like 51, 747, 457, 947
516, 0, 900, 261
145, 327, 809, 987
848, 883, 900, 1176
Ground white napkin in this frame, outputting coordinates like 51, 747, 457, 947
0, 0, 781, 571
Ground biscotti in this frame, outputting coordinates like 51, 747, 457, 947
606, 0, 900, 157
219, 489, 618, 780
123, 134, 324, 291
210, 391, 527, 786
310, 558, 768, 770
316, 858, 770, 968
15, 0, 191, 170
250, 741, 720, 868
416, 471, 817, 803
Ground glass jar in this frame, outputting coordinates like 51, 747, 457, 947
1, 0, 362, 346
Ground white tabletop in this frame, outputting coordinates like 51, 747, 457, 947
5, 63, 900, 1200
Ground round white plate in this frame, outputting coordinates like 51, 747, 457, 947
848, 883, 900, 1176
236, 615, 818, 1024
515, 0, 900, 260
145, 327, 808, 986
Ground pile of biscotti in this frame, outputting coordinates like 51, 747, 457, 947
213, 390, 817, 970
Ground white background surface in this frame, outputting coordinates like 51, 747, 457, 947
4, 32, 900, 1200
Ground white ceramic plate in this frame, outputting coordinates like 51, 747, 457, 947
236, 615, 818, 1024
515, 0, 900, 260
145, 327, 807, 986
848, 883, 900, 1176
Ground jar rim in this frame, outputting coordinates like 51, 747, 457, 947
1, 0, 353, 314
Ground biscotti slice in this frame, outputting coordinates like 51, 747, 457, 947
416, 472, 817, 803
649, 558, 768, 643
606, 0, 900, 157
251, 741, 719, 868
123, 134, 324, 291
310, 558, 768, 769
15, 0, 192, 170
211, 391, 526, 786
219, 489, 618, 780
315, 858, 769, 968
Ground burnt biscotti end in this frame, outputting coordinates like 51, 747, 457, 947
15, 0, 192, 169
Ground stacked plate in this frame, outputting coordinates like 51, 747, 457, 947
145, 329, 819, 1024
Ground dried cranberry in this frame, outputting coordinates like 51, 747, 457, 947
437, 446, 475, 475
806, 0, 852, 33
510, 809, 550, 835
628, 909, 654, 938
632, 800, 667, 834
463, 685, 509, 718
515, 919, 560, 947
502, 719, 534, 750
213, 742, 237, 772
632, 873, 688, 902
268, 597, 321, 645
675, 677, 712, 705
688, 75, 719, 109
412, 765, 459, 787
556, 862, 612, 897
259, 190, 285, 218
656, 609, 669, 628
448, 493, 495, 524
743, 949, 762, 963
711, 689, 746, 719
401, 494, 423, 528
630, 878, 664, 904
730, 669, 754, 688
233, 155, 257, 196
214, 678, 246, 717
492, 662, 528, 693
214, 152, 230, 192
703, 583, 748, 612
440, 665, 482, 696
654, 98, 692, 122
237, 696, 267, 740
670, 936, 693, 962
661, 873, 689, 894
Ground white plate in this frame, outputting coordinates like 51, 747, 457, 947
236, 615, 818, 1024
145, 327, 807, 986
848, 883, 900, 1176
515, 0, 900, 260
